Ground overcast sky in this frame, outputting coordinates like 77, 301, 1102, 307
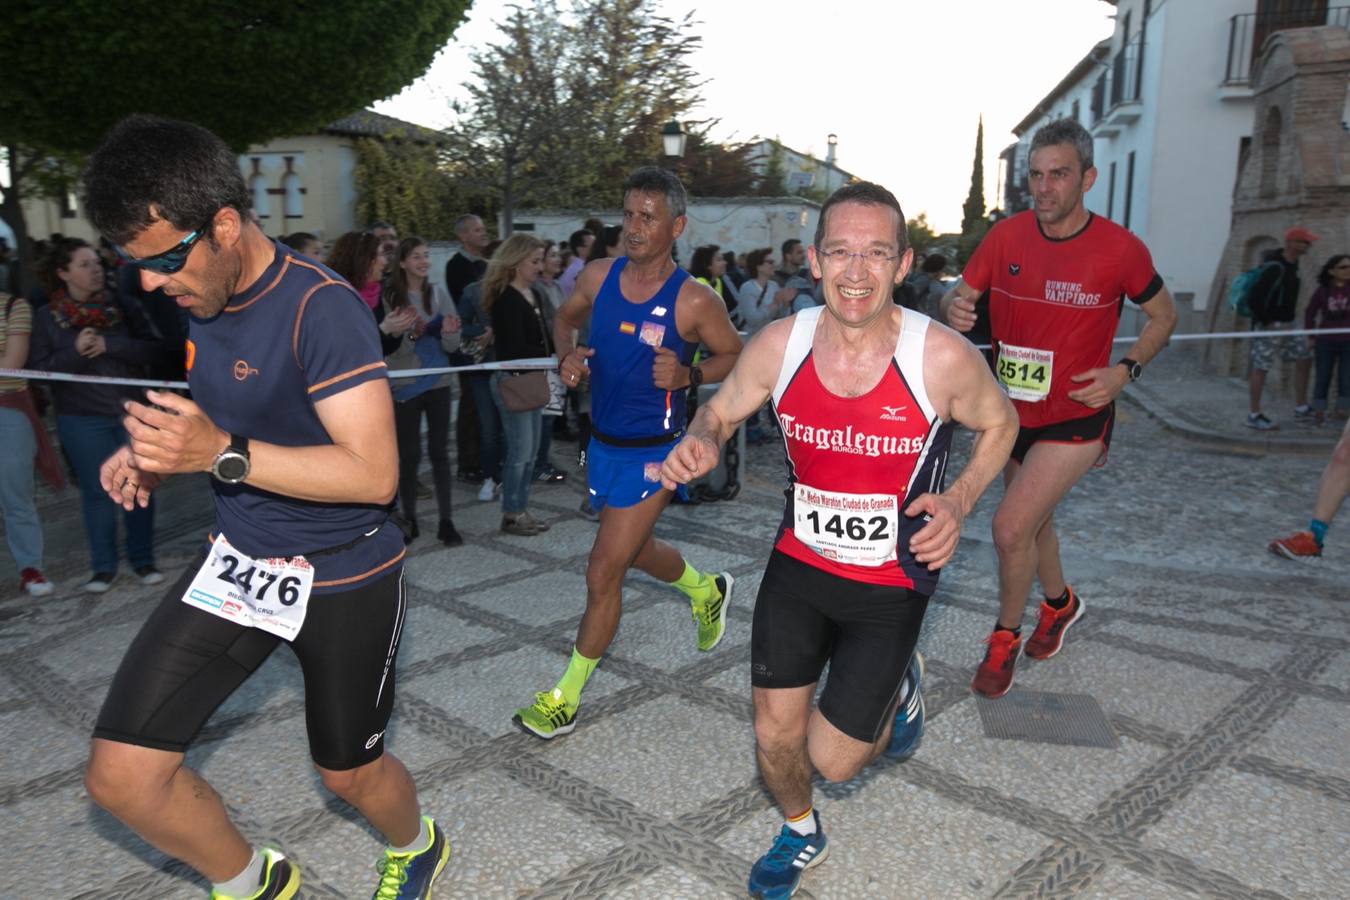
374, 0, 1117, 233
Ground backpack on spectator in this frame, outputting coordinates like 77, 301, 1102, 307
1228, 260, 1284, 319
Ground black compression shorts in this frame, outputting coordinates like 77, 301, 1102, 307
93, 560, 407, 770
1010, 402, 1115, 465
751, 550, 928, 744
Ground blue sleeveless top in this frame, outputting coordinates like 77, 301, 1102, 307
588, 258, 695, 441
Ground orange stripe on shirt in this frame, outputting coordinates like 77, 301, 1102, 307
307, 361, 387, 395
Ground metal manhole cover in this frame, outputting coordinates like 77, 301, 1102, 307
976, 690, 1119, 748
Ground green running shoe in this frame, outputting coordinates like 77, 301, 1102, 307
693, 572, 733, 652
210, 848, 299, 900
513, 687, 577, 739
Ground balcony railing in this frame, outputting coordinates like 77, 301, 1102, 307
1224, 6, 1350, 85
1090, 38, 1143, 131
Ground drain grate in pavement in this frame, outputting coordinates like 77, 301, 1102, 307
975, 690, 1119, 749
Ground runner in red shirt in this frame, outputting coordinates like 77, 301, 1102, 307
943, 119, 1178, 698
663, 182, 1017, 900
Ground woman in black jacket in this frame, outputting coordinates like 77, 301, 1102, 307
482, 235, 552, 536
28, 239, 170, 593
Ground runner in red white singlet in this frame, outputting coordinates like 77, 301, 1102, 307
662, 182, 1017, 900
943, 119, 1178, 699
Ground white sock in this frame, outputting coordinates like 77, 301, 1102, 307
390, 816, 431, 855
785, 808, 817, 836
212, 849, 263, 897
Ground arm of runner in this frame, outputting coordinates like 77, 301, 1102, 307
673, 277, 744, 387
1067, 284, 1178, 408
554, 259, 608, 383
122, 380, 398, 504
939, 279, 981, 332
905, 325, 1018, 569
661, 319, 786, 490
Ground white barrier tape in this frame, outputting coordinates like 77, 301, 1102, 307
0, 356, 559, 391
969, 326, 1350, 351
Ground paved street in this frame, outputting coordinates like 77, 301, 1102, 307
1, 393, 1347, 899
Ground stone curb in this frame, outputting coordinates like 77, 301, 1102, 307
1121, 383, 1336, 457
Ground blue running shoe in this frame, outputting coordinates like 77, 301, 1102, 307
372, 816, 450, 899
747, 811, 829, 899
886, 651, 924, 759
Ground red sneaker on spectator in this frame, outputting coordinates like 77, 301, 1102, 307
20, 568, 53, 597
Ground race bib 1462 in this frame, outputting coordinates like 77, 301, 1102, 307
793, 483, 899, 567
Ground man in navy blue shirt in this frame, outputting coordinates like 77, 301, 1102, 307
80, 116, 448, 900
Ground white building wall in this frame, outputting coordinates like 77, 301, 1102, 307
509, 198, 821, 265
1012, 0, 1261, 319
1141, 2, 1256, 309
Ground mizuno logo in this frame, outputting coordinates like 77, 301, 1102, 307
1009, 264, 1021, 275
881, 405, 906, 417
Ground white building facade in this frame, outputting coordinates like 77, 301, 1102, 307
1004, 0, 1348, 316
507, 197, 823, 265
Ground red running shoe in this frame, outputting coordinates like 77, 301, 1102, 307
972, 629, 1021, 698
1025, 588, 1085, 660
1269, 531, 1321, 561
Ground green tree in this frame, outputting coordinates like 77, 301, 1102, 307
677, 133, 758, 198
961, 116, 986, 235
446, 0, 707, 224
756, 140, 789, 197
564, 0, 705, 202
0, 0, 471, 290
353, 136, 464, 241
906, 213, 939, 255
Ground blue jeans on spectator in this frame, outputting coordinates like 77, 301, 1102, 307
466, 373, 503, 483
489, 373, 542, 516
0, 406, 44, 574
56, 414, 155, 574
1312, 340, 1350, 413
535, 418, 554, 475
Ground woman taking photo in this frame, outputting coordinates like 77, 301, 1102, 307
28, 239, 169, 593
384, 237, 464, 546
483, 235, 553, 536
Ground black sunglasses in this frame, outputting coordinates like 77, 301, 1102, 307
114, 224, 211, 274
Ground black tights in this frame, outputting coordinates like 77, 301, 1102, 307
394, 386, 452, 523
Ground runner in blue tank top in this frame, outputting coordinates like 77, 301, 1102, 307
512, 168, 744, 740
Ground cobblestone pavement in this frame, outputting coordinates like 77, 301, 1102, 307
1, 399, 1347, 898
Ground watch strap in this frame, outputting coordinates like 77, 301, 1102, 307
229, 434, 250, 456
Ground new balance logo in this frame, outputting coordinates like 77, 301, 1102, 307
653, 305, 668, 316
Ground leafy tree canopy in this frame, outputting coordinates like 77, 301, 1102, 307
0, 0, 473, 153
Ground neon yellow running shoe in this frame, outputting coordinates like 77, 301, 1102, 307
513, 687, 577, 739
692, 572, 733, 652
372, 816, 450, 899
210, 848, 299, 900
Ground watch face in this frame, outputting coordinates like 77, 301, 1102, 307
216, 454, 248, 482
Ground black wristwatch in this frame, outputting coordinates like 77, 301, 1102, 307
688, 364, 704, 389
211, 434, 251, 484
1117, 357, 1143, 381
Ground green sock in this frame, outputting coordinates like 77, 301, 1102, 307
671, 560, 717, 604
555, 646, 599, 710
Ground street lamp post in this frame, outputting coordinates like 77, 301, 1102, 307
661, 120, 687, 160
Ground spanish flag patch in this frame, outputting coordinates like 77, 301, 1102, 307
619, 321, 637, 335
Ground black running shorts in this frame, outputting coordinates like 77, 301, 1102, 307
1010, 402, 1115, 465
751, 550, 929, 744
93, 560, 407, 770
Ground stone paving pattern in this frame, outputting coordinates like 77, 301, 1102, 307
1, 397, 1347, 898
